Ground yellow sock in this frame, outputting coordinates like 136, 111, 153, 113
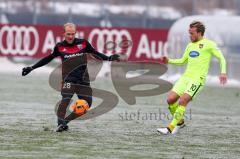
170, 105, 186, 127
167, 124, 175, 132
168, 102, 178, 115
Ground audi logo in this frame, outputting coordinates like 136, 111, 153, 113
0, 25, 39, 56
88, 28, 132, 57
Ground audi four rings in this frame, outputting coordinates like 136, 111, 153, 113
0, 26, 132, 57
88, 28, 132, 57
0, 25, 39, 56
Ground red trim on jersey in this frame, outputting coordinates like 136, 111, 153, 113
58, 42, 86, 54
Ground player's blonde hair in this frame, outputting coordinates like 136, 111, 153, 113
63, 22, 76, 32
190, 21, 205, 36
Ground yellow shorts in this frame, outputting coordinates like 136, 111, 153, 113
172, 76, 205, 98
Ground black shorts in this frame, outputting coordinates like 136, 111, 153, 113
61, 81, 92, 107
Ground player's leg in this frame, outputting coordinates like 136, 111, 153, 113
64, 83, 92, 121
167, 76, 188, 116
157, 76, 189, 134
158, 93, 191, 135
170, 80, 204, 134
167, 91, 186, 129
56, 82, 74, 132
167, 91, 180, 116
168, 93, 191, 133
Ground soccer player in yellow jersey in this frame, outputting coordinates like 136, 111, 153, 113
157, 21, 227, 135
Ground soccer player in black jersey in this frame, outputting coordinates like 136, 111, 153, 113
22, 23, 120, 132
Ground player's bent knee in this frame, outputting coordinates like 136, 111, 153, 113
167, 97, 178, 105
178, 100, 187, 106
178, 97, 191, 106
167, 91, 179, 105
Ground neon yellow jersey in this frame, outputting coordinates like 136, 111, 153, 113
168, 38, 226, 79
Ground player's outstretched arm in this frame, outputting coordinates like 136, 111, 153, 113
108, 54, 121, 61
165, 46, 189, 65
22, 54, 56, 76
85, 40, 121, 62
159, 55, 188, 65
92, 51, 120, 62
167, 51, 188, 66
